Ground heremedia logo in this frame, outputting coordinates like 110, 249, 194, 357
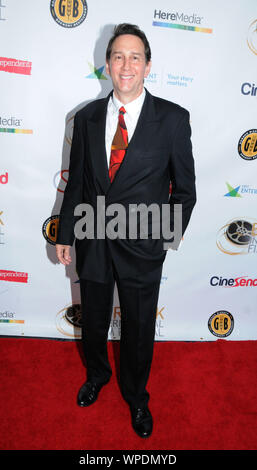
0, 116, 33, 134
152, 9, 212, 34
0, 311, 25, 325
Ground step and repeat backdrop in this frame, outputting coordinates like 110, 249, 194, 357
0, 0, 257, 341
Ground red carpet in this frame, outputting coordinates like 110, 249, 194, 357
0, 337, 256, 450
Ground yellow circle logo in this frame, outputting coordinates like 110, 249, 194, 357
50, 0, 88, 28
247, 19, 257, 56
238, 129, 257, 161
208, 311, 234, 338
42, 215, 59, 245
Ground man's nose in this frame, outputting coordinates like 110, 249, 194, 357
122, 57, 130, 69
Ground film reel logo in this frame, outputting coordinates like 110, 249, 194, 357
208, 311, 234, 338
216, 218, 257, 255
50, 0, 88, 28
56, 303, 82, 338
238, 129, 257, 161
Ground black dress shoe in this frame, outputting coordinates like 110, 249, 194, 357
77, 380, 108, 407
130, 406, 153, 438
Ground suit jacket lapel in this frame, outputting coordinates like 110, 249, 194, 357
87, 89, 159, 196
87, 93, 111, 194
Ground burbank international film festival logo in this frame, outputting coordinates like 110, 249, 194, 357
50, 0, 88, 28
217, 217, 257, 255
238, 129, 257, 161
208, 311, 234, 338
42, 215, 59, 245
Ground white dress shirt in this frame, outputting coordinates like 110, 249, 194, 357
105, 88, 146, 167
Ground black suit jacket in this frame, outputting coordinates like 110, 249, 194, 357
56, 89, 196, 282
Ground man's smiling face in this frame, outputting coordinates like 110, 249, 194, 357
106, 34, 151, 104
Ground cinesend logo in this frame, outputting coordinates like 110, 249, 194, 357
241, 82, 257, 97
210, 276, 257, 287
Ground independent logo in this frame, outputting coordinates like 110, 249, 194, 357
208, 311, 234, 338
238, 129, 257, 161
50, 0, 88, 28
42, 215, 59, 245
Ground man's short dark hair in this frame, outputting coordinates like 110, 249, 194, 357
106, 23, 151, 64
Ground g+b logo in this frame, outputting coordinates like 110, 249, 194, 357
42, 215, 59, 245
50, 0, 88, 28
208, 311, 234, 338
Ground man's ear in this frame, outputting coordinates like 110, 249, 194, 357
105, 61, 110, 76
144, 60, 152, 78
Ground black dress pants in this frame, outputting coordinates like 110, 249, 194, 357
79, 265, 162, 409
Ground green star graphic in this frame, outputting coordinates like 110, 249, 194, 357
224, 182, 242, 197
86, 62, 107, 80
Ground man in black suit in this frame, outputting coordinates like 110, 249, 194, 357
56, 23, 196, 438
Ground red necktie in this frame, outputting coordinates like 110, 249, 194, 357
109, 106, 128, 183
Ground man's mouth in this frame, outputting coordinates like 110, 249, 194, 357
120, 75, 134, 80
